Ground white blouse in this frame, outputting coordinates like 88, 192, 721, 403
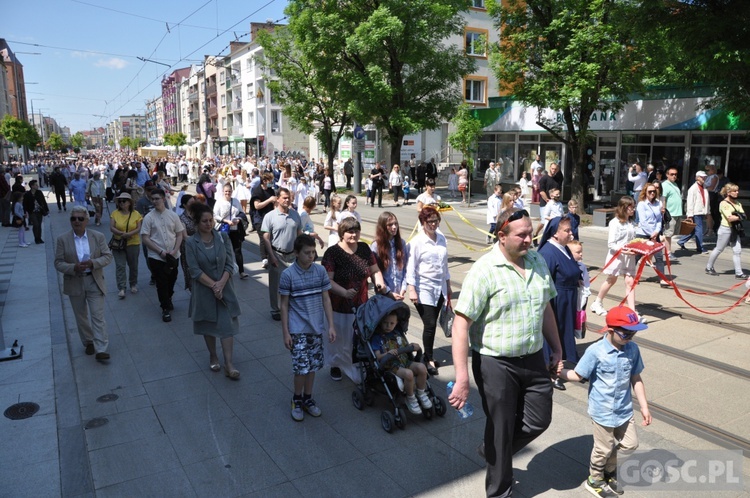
405, 231, 450, 306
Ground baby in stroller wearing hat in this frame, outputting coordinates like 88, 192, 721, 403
370, 310, 433, 415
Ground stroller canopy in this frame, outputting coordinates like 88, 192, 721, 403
355, 294, 411, 343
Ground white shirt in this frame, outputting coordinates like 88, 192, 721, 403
74, 230, 90, 264
628, 170, 648, 193
405, 231, 450, 306
487, 193, 502, 224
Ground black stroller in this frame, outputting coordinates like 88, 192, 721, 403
351, 294, 447, 432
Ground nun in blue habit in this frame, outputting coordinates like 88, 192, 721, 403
537, 216, 581, 388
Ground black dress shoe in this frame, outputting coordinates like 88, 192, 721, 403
35, 239, 44, 244
162, 310, 172, 322
706, 267, 718, 276
424, 358, 439, 376
677, 242, 686, 251
736, 273, 748, 279
552, 378, 567, 391
85, 344, 95, 355
95, 352, 110, 360
271, 312, 281, 321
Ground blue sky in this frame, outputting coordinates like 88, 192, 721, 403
0, 0, 288, 133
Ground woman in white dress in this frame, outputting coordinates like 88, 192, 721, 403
590, 196, 638, 316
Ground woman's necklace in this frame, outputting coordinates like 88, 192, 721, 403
200, 233, 213, 244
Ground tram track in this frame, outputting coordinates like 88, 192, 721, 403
567, 381, 750, 458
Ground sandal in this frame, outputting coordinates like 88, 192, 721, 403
239, 273, 249, 280
209, 362, 221, 372
225, 368, 240, 380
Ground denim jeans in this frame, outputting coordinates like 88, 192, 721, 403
678, 214, 705, 252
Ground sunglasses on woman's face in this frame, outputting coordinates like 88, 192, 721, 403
70, 216, 86, 222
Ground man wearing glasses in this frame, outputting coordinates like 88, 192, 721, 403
54, 206, 113, 360
141, 188, 185, 322
449, 208, 563, 498
661, 167, 683, 258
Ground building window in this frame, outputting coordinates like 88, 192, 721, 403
464, 77, 487, 104
465, 29, 488, 57
271, 110, 280, 132
219, 71, 225, 83
222, 117, 227, 130
471, 0, 485, 8
221, 94, 226, 107
247, 111, 254, 125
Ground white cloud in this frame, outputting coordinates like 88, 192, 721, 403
71, 51, 95, 59
94, 57, 128, 69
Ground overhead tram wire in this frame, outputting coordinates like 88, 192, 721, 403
70, 0, 219, 31
98, 0, 283, 124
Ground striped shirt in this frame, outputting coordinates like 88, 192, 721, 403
455, 245, 557, 357
279, 262, 332, 335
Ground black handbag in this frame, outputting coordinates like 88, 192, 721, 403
108, 237, 126, 251
108, 211, 132, 251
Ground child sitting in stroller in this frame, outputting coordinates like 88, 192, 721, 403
370, 310, 433, 415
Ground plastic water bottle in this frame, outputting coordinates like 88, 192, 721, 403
446, 381, 474, 419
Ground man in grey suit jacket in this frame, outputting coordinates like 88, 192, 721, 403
54, 205, 114, 360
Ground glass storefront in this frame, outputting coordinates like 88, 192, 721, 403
474, 130, 750, 201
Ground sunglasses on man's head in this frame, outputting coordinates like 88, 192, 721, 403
499, 209, 529, 231
70, 216, 86, 222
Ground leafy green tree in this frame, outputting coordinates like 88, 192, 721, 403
491, 0, 648, 207
71, 132, 85, 150
119, 137, 134, 150
448, 104, 483, 205
640, 0, 750, 120
285, 0, 476, 167
163, 132, 187, 154
46, 132, 65, 151
0, 115, 41, 150
257, 26, 352, 174
107, 139, 114, 147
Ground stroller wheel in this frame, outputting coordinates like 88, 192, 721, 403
434, 396, 448, 417
352, 389, 365, 411
364, 391, 375, 406
381, 410, 395, 433
395, 407, 407, 430
423, 406, 433, 420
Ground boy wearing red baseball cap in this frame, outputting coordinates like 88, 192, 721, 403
558, 306, 652, 497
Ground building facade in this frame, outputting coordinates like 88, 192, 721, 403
0, 39, 28, 122
161, 68, 190, 136
472, 90, 750, 203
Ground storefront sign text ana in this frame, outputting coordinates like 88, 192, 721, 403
556, 111, 618, 123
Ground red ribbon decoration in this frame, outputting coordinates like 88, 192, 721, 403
588, 241, 750, 314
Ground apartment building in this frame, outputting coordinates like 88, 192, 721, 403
162, 68, 190, 136
0, 39, 28, 122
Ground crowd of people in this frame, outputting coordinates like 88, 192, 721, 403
3, 148, 744, 498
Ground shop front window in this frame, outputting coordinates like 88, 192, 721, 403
497, 142, 516, 181
728, 147, 750, 193
689, 146, 725, 181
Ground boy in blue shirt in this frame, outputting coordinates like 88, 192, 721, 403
279, 234, 337, 421
558, 306, 652, 497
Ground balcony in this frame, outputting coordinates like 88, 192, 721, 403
232, 100, 242, 111
188, 91, 198, 102
231, 125, 242, 136
231, 76, 241, 89
206, 83, 217, 96
209, 128, 219, 139
226, 101, 233, 112
208, 104, 218, 119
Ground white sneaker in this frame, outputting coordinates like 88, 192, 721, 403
261, 258, 268, 269
416, 389, 433, 409
590, 301, 607, 316
406, 395, 422, 415
118, 289, 126, 299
